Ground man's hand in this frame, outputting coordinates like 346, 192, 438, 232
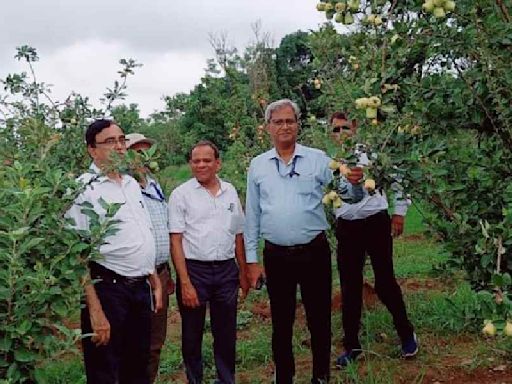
181, 281, 200, 308
89, 307, 111, 346
391, 214, 405, 237
246, 263, 264, 289
347, 166, 364, 185
149, 273, 163, 312
239, 271, 250, 300
167, 276, 176, 295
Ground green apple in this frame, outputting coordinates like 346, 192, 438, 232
366, 107, 378, 119
344, 12, 354, 24
335, 2, 346, 12
433, 7, 446, 18
317, 2, 327, 11
444, 0, 455, 12
504, 322, 512, 337
347, 0, 360, 12
335, 12, 344, 23
368, 96, 381, 108
355, 97, 368, 109
482, 321, 496, 337
422, 0, 434, 12
149, 161, 159, 172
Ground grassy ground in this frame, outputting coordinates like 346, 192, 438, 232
39, 206, 512, 383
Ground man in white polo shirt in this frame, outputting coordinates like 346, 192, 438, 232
66, 119, 162, 384
169, 140, 249, 384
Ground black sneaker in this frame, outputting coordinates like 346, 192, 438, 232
401, 332, 419, 358
335, 349, 362, 368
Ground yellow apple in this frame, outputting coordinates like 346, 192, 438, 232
366, 107, 378, 119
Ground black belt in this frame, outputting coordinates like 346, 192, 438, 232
264, 232, 327, 253
89, 262, 148, 285
156, 262, 169, 274
186, 258, 234, 266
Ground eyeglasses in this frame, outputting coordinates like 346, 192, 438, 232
270, 119, 298, 128
95, 137, 128, 146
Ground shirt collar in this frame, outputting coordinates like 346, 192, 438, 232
192, 176, 227, 193
141, 177, 165, 201
268, 143, 305, 162
88, 163, 109, 183
88, 162, 131, 185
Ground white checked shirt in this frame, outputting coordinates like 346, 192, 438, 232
169, 177, 245, 261
66, 163, 156, 277
141, 177, 170, 266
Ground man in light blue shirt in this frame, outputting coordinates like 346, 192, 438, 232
244, 99, 332, 384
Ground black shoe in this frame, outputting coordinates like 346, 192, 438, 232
401, 332, 419, 358
311, 377, 329, 384
335, 349, 362, 368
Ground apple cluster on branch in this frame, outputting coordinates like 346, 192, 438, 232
422, 0, 456, 19
355, 96, 381, 122
316, 0, 361, 25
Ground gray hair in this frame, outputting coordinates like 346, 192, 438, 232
264, 99, 301, 124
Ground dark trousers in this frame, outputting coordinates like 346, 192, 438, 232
177, 259, 239, 384
336, 211, 414, 351
263, 233, 332, 384
148, 264, 173, 383
82, 265, 152, 384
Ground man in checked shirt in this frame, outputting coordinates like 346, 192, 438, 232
126, 133, 175, 383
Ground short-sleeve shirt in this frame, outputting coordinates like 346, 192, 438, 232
65, 164, 156, 277
168, 177, 244, 261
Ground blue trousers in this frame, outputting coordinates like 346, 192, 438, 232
81, 264, 152, 384
177, 258, 239, 384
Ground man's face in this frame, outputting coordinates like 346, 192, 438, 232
331, 117, 356, 143
128, 141, 152, 176
129, 142, 151, 152
87, 124, 126, 166
189, 145, 220, 185
266, 105, 299, 148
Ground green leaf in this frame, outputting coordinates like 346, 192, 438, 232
14, 348, 37, 362
17, 320, 32, 335
0, 336, 12, 352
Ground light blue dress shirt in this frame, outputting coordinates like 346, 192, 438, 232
244, 144, 333, 263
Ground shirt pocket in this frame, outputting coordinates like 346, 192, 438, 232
296, 175, 316, 195
222, 201, 241, 234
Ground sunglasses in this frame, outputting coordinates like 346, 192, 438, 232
332, 125, 352, 133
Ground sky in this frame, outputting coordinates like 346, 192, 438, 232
1, 0, 330, 117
